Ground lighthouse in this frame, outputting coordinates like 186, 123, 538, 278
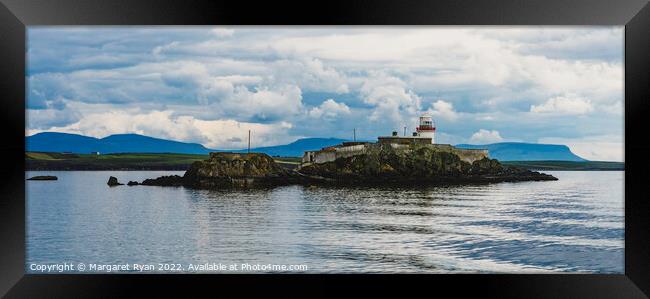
416, 114, 436, 144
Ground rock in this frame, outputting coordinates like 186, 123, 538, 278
141, 175, 184, 187
299, 144, 557, 184
27, 175, 57, 181
182, 152, 299, 189
139, 149, 557, 190
107, 176, 123, 186
127, 181, 139, 186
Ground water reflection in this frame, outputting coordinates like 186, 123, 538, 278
27, 171, 623, 273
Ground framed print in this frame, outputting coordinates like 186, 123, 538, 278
1, 0, 649, 297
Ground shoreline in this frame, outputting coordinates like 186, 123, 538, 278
25, 168, 625, 172
25, 151, 624, 172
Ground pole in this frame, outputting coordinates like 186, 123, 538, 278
353, 128, 356, 142
248, 130, 251, 154
403, 126, 406, 136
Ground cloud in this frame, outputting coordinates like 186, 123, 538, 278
538, 135, 623, 162
308, 99, 351, 120
27, 109, 295, 149
360, 73, 421, 126
427, 100, 459, 121
510, 28, 623, 61
26, 27, 624, 147
271, 58, 349, 93
530, 94, 594, 115
219, 85, 303, 121
477, 115, 495, 121
211, 28, 235, 38
469, 129, 504, 144
152, 41, 180, 57
27, 107, 81, 129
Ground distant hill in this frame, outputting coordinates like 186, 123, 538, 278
27, 132, 588, 161
26, 132, 347, 157
26, 132, 213, 154
455, 142, 587, 161
229, 137, 348, 157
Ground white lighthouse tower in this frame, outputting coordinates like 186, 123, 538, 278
416, 114, 436, 144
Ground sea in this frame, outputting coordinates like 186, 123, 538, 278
26, 170, 624, 273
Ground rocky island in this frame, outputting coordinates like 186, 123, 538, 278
129, 143, 556, 190
27, 175, 58, 181
139, 152, 306, 188
123, 115, 557, 189
298, 143, 557, 185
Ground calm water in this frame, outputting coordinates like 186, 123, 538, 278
26, 171, 624, 273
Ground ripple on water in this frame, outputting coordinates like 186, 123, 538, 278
26, 170, 624, 273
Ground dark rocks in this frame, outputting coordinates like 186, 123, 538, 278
27, 175, 58, 181
141, 175, 184, 187
299, 144, 557, 184
181, 152, 300, 189
139, 149, 557, 190
127, 181, 139, 186
186, 152, 288, 177
107, 176, 123, 186
469, 157, 504, 174
139, 153, 310, 189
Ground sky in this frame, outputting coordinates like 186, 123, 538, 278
26, 26, 624, 161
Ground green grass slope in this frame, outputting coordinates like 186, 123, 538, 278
26, 152, 301, 171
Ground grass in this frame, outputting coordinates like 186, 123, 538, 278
26, 152, 210, 170
26, 152, 303, 170
26, 152, 80, 160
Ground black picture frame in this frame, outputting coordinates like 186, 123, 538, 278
1, 0, 649, 297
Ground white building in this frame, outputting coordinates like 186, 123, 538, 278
301, 114, 488, 167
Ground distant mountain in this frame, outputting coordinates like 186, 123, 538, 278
26, 132, 588, 161
455, 142, 587, 162
26, 132, 105, 154
26, 132, 347, 157
26, 132, 213, 154
230, 137, 349, 157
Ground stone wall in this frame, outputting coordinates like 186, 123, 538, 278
302, 151, 314, 164
378, 136, 432, 145
302, 144, 367, 165
427, 144, 488, 164
314, 151, 336, 164
335, 144, 366, 159
452, 148, 489, 164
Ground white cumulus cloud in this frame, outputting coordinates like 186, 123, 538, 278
26, 27, 624, 147
211, 28, 235, 37
427, 100, 459, 121
308, 99, 351, 120
27, 109, 295, 149
469, 129, 504, 144
530, 94, 594, 115
360, 73, 421, 126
